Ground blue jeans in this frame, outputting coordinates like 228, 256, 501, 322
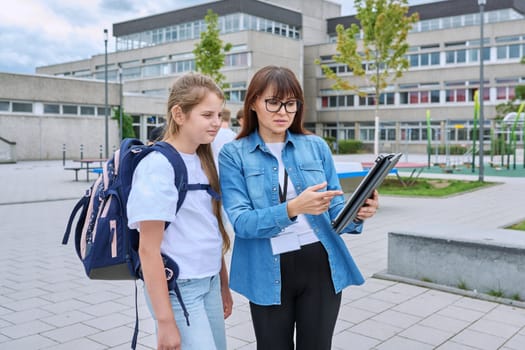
145, 274, 226, 350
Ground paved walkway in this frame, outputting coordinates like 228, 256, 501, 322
1, 156, 525, 349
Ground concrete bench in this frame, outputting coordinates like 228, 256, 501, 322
385, 226, 525, 298
64, 166, 83, 181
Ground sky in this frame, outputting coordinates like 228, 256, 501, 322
0, 0, 436, 75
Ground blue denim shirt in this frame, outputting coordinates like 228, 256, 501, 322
218, 130, 365, 305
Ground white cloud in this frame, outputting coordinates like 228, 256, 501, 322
0, 0, 432, 74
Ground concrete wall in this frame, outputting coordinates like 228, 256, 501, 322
387, 227, 525, 297
0, 73, 121, 160
0, 137, 16, 163
0, 114, 119, 160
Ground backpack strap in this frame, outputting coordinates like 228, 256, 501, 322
62, 192, 90, 245
152, 142, 220, 210
152, 141, 189, 213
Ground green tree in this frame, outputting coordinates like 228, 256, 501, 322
193, 9, 232, 90
112, 107, 135, 139
317, 0, 418, 154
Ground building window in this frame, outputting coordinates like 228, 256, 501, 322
97, 107, 107, 116
44, 104, 60, 114
12, 102, 33, 113
63, 105, 78, 115
81, 106, 96, 115
0, 101, 9, 111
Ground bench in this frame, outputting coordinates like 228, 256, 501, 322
383, 227, 525, 298
64, 167, 83, 181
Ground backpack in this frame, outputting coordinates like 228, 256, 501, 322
62, 138, 219, 349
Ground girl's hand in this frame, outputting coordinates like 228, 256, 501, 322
156, 319, 181, 350
221, 285, 233, 319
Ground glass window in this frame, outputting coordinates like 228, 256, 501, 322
483, 47, 490, 61
509, 44, 520, 58
457, 49, 466, 63
410, 54, 418, 67
400, 92, 408, 104
496, 87, 507, 100
81, 106, 95, 115
0, 101, 9, 111
321, 96, 328, 108
63, 105, 78, 115
431, 52, 440, 65
430, 90, 440, 103
456, 89, 466, 102
143, 64, 161, 77
12, 102, 32, 113
497, 46, 507, 59
420, 53, 429, 66
446, 51, 455, 63
44, 104, 59, 114
97, 107, 107, 116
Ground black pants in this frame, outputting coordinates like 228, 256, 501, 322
250, 242, 342, 350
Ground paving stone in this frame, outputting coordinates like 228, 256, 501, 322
375, 335, 434, 350
332, 330, 381, 350
450, 329, 507, 350
350, 318, 403, 341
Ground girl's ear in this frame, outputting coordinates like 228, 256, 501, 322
171, 105, 184, 125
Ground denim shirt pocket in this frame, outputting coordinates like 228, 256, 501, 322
244, 167, 265, 203
299, 160, 326, 187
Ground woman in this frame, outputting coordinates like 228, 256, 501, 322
127, 72, 232, 350
218, 66, 378, 350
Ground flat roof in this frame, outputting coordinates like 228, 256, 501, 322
327, 0, 525, 35
113, 0, 302, 37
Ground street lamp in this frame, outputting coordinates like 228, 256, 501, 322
478, 0, 486, 182
104, 28, 109, 159
118, 64, 123, 141
335, 90, 340, 154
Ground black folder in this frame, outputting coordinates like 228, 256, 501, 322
332, 153, 402, 234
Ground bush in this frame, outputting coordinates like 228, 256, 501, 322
430, 145, 467, 155
323, 136, 337, 153
338, 140, 363, 154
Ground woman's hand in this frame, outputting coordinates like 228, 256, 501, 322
355, 190, 379, 221
287, 182, 343, 217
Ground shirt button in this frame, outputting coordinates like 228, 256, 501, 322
274, 257, 278, 262
273, 167, 277, 171
273, 187, 276, 191
275, 280, 280, 284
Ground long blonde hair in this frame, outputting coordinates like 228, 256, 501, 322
163, 73, 230, 253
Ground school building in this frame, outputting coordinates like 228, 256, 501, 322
1, 0, 524, 159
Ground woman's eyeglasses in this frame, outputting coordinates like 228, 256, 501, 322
264, 98, 300, 113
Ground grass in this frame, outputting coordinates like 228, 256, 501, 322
487, 289, 505, 298
378, 178, 492, 197
457, 280, 468, 290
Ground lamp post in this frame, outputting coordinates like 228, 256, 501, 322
104, 28, 109, 158
118, 64, 123, 141
335, 90, 340, 154
478, 0, 486, 182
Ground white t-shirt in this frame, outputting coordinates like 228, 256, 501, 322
127, 151, 222, 279
266, 142, 319, 253
211, 127, 237, 167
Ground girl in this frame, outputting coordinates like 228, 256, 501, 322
218, 66, 378, 350
127, 72, 232, 350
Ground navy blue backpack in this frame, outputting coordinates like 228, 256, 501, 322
62, 138, 219, 349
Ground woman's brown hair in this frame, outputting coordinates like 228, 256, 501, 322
237, 65, 309, 139
163, 73, 230, 253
